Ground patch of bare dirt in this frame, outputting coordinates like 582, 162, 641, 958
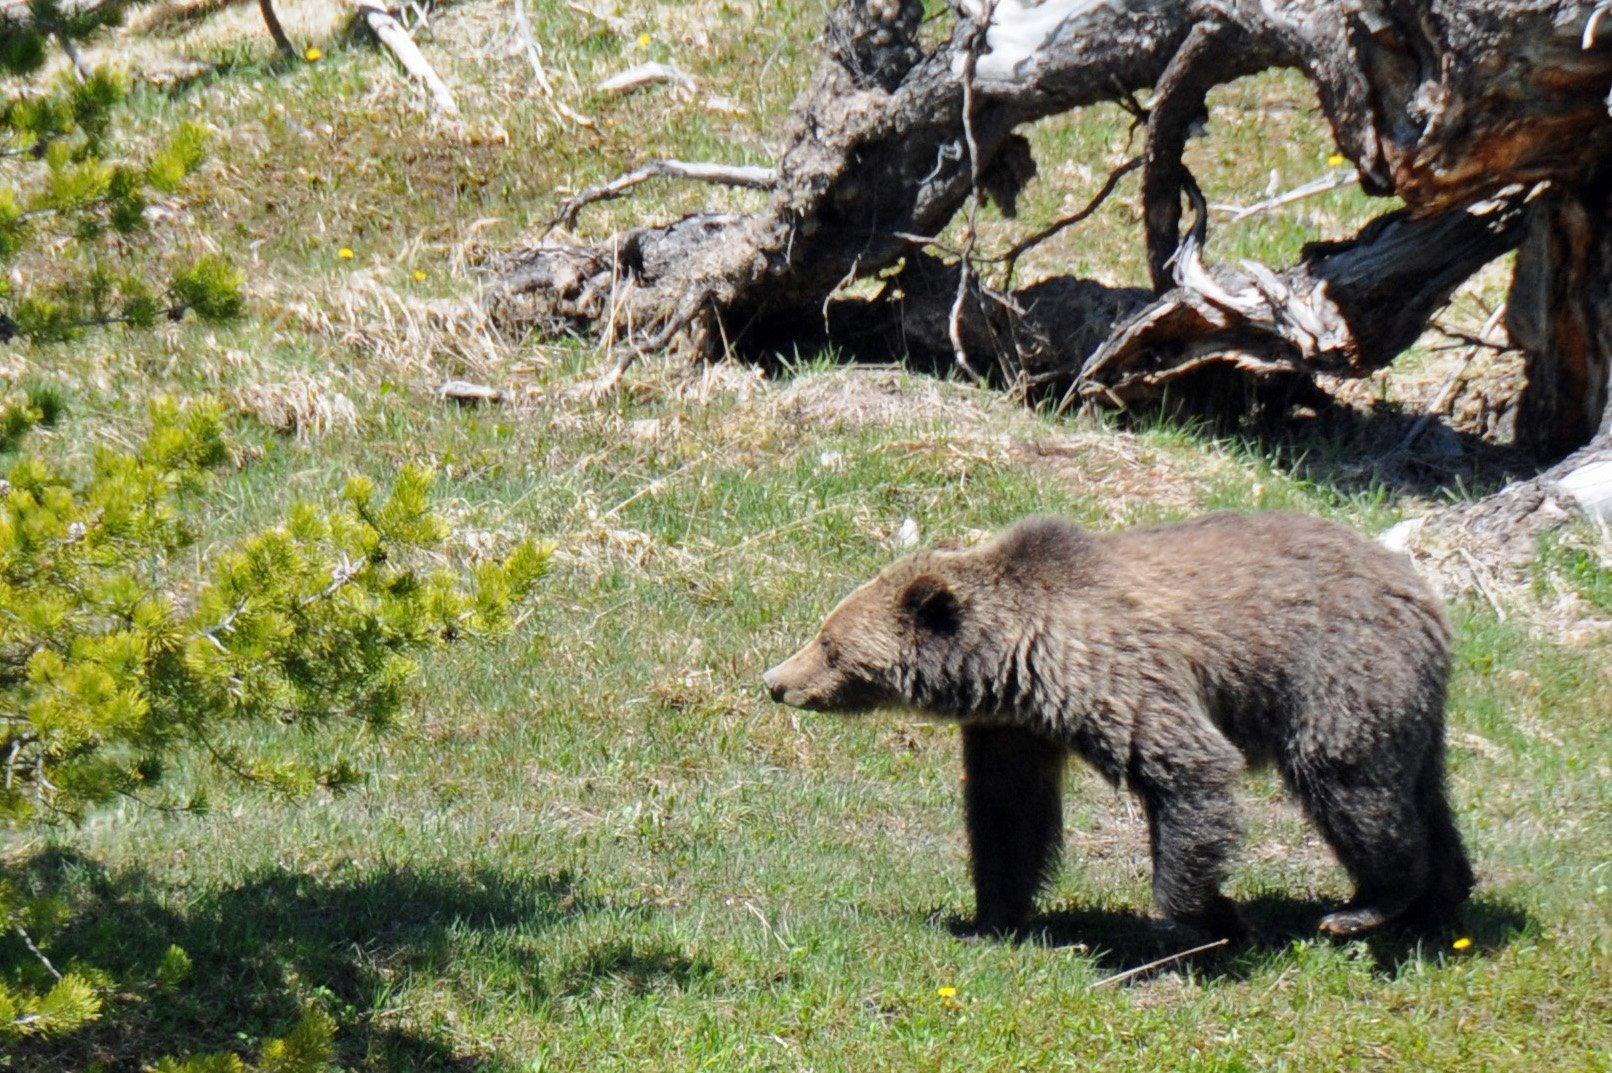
1005, 435, 1228, 519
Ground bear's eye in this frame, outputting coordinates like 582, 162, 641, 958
818, 636, 840, 666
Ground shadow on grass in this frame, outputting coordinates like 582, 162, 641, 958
557, 940, 718, 1001
938, 893, 1534, 984
1233, 406, 1535, 500
3, 848, 600, 1073
139, 46, 309, 104
765, 329, 1541, 505
1094, 365, 1541, 502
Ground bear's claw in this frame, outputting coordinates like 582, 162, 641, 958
1318, 906, 1391, 938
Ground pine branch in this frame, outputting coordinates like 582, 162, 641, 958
12, 924, 63, 981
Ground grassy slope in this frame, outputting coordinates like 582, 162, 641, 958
5, 1, 1610, 1070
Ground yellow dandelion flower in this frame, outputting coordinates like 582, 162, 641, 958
305, 47, 323, 62
936, 986, 958, 998
1452, 937, 1473, 951
413, 269, 429, 282
638, 33, 652, 47
1327, 152, 1347, 167
338, 247, 355, 260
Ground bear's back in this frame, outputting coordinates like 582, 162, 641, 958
1114, 512, 1435, 616
1102, 512, 1448, 730
986, 513, 1450, 738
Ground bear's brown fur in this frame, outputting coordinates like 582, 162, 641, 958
764, 512, 1472, 940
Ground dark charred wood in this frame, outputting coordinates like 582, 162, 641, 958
1508, 175, 1612, 461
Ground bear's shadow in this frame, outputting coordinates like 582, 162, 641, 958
937, 894, 1534, 983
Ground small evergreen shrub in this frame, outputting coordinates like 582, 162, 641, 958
0, 1, 242, 342
0, 399, 548, 1063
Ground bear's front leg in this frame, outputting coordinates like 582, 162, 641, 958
961, 724, 1067, 934
1132, 737, 1250, 943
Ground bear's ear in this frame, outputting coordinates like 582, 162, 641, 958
901, 574, 962, 634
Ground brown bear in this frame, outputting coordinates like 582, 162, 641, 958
763, 512, 1473, 940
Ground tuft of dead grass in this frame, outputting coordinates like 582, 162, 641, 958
282, 274, 531, 381
1392, 513, 1612, 644
765, 368, 1014, 434
231, 373, 359, 437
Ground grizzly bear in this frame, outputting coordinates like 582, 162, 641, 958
763, 512, 1473, 940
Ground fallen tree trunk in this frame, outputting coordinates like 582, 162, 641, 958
497, 0, 1612, 529
496, 1, 1197, 364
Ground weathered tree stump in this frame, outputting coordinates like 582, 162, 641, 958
496, 0, 1612, 534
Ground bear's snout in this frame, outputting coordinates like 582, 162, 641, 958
764, 644, 889, 714
762, 645, 831, 710
762, 665, 789, 704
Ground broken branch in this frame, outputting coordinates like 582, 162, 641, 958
513, 0, 595, 128
353, 0, 460, 117
994, 155, 1141, 279
260, 0, 296, 57
1092, 938, 1231, 988
949, 0, 996, 386
597, 62, 698, 96
554, 160, 778, 229
1211, 169, 1355, 223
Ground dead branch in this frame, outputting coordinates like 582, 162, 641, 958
260, 0, 296, 57
597, 62, 698, 96
353, 0, 459, 117
993, 155, 1141, 279
53, 29, 91, 79
949, 1, 997, 386
1387, 350, 1479, 458
1212, 169, 1355, 223
438, 380, 505, 405
1141, 18, 1263, 290
554, 160, 778, 229
1092, 938, 1231, 988
513, 0, 595, 128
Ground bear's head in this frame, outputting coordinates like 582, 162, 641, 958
762, 552, 973, 716
763, 518, 1091, 718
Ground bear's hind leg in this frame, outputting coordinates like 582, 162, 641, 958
1402, 746, 1474, 931
962, 724, 1066, 933
1295, 769, 1433, 938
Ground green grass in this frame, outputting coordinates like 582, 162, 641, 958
4, 1, 1610, 1070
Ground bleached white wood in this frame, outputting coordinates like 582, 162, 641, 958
955, 0, 1109, 81
598, 62, 698, 96
1557, 457, 1612, 522
353, 1, 459, 116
